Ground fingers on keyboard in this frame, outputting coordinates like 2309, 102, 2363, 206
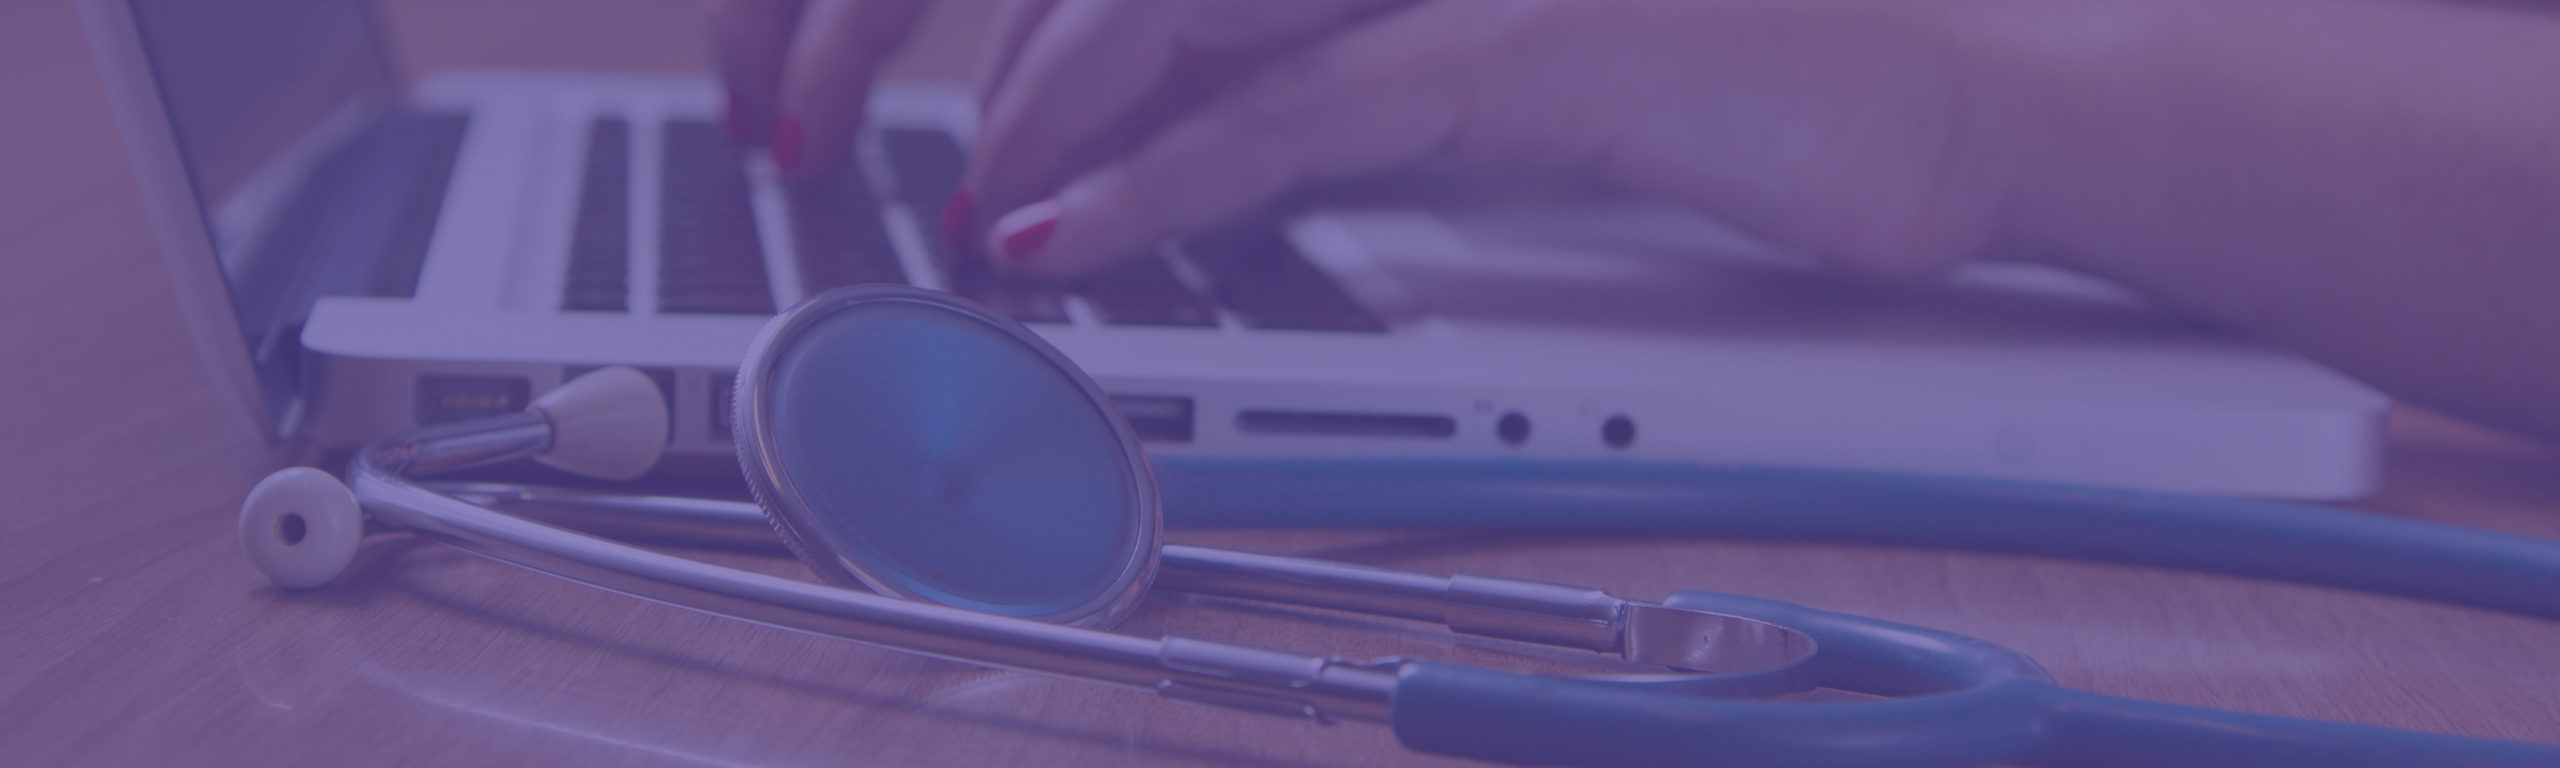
569, 120, 1381, 331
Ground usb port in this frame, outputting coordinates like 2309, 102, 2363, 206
413, 375, 531, 426
1111, 395, 1194, 443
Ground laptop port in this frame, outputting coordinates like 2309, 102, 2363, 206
710, 373, 736, 440
1111, 395, 1195, 443
413, 375, 530, 426
1236, 410, 1457, 439
1603, 415, 1637, 449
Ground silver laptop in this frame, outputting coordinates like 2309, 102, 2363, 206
85, 0, 2387, 498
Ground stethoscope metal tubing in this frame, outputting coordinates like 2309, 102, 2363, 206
433, 482, 1818, 675
356, 418, 1402, 724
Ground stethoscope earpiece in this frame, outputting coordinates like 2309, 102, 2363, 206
528, 366, 669, 483
238, 363, 672, 591
239, 466, 364, 590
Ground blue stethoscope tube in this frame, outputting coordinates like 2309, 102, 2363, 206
453, 471, 2560, 767
1154, 457, 2560, 766
1154, 457, 2560, 621
1400, 590, 2556, 768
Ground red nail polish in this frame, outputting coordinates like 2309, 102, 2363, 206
999, 215, 1058, 262
771, 115, 805, 174
939, 189, 977, 247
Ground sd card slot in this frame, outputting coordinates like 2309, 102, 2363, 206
1235, 410, 1456, 439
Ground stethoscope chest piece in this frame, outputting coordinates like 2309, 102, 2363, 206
732, 286, 1161, 629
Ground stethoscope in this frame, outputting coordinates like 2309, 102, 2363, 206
239, 285, 2560, 768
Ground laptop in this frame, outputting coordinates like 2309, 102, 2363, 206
84, 0, 2386, 498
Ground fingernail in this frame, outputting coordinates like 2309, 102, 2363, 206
771, 115, 805, 174
990, 202, 1060, 263
939, 189, 977, 248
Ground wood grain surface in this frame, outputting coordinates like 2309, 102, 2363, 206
7, 1, 2560, 765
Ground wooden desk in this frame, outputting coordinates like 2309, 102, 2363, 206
8, 1, 2560, 764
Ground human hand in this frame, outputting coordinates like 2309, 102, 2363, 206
961, 0, 2037, 280
709, 0, 932, 181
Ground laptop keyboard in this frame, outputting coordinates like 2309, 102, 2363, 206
657, 119, 776, 315
1186, 219, 1390, 333
563, 118, 631, 311
1078, 257, 1222, 327
878, 127, 967, 268
564, 118, 1384, 333
784, 146, 908, 293
878, 127, 1075, 323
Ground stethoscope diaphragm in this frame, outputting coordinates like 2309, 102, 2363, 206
733, 287, 1159, 628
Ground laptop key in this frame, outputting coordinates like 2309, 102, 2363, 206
948, 264, 1071, 324
1077, 256, 1219, 328
664, 286, 777, 315
1184, 219, 1387, 333
658, 119, 775, 315
563, 118, 630, 311
786, 165, 905, 295
563, 284, 629, 312
880, 127, 969, 258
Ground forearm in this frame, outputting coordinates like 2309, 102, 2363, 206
1969, 0, 2560, 439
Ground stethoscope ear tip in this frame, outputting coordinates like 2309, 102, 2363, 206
240, 467, 364, 590
530, 366, 669, 483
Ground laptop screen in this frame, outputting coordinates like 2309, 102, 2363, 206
128, 0, 400, 419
